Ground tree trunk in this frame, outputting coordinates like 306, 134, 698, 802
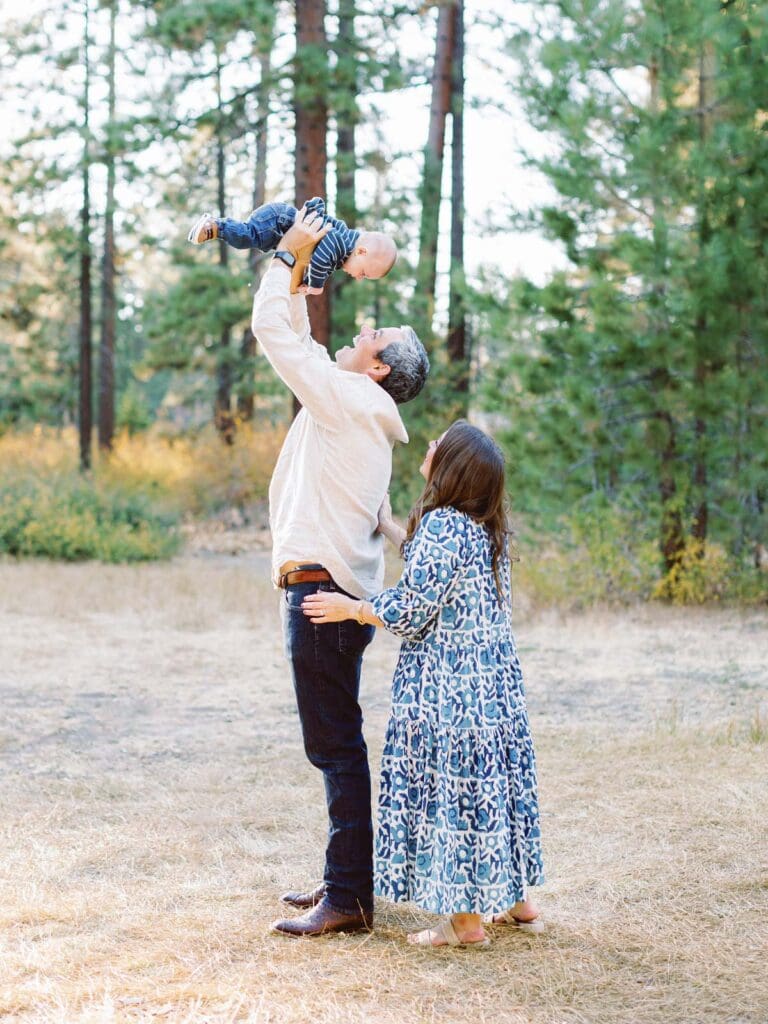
691, 40, 716, 545
79, 0, 93, 472
294, 0, 330, 350
647, 52, 684, 577
414, 0, 455, 345
238, 43, 272, 422
657, 407, 685, 574
214, 52, 234, 444
98, 0, 117, 451
331, 0, 358, 348
446, 0, 467, 405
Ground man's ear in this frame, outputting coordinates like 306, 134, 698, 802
367, 362, 391, 384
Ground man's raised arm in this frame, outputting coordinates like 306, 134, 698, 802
250, 208, 337, 420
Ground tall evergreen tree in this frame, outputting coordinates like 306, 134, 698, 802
79, 0, 94, 470
98, 0, 118, 451
238, 28, 274, 422
484, 0, 768, 571
140, 0, 276, 437
414, 0, 454, 347
446, 0, 467, 406
295, 0, 331, 350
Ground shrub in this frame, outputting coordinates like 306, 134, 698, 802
652, 540, 766, 605
0, 423, 285, 563
98, 423, 283, 515
512, 500, 659, 609
0, 477, 180, 563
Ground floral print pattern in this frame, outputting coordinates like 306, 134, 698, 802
371, 507, 544, 914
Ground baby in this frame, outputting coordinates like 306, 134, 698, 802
188, 196, 397, 295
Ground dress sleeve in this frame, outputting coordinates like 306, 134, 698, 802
370, 508, 468, 640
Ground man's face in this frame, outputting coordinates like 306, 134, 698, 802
335, 324, 402, 377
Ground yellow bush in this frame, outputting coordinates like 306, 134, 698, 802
0, 424, 79, 476
100, 424, 284, 514
652, 540, 731, 605
0, 423, 285, 516
512, 503, 660, 610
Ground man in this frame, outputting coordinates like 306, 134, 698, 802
250, 206, 429, 937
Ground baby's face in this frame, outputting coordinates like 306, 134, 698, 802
342, 249, 390, 281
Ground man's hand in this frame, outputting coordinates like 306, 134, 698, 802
281, 203, 332, 258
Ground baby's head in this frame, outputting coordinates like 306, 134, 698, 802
342, 232, 398, 281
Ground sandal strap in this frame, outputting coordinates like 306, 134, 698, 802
436, 918, 462, 946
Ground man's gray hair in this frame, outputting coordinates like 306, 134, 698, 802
377, 325, 430, 405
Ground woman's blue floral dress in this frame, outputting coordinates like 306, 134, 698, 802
370, 506, 544, 915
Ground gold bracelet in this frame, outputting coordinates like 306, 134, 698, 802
355, 601, 365, 625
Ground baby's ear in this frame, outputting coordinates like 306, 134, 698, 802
356, 246, 368, 256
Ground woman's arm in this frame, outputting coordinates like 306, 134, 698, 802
301, 591, 384, 627
303, 509, 468, 638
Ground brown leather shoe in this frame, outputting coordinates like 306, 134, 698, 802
271, 899, 373, 938
279, 882, 327, 909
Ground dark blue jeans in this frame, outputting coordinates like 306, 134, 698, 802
218, 198, 326, 251
283, 578, 376, 916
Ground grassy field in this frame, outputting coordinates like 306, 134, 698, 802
0, 554, 766, 1024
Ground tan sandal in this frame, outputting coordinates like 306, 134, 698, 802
484, 908, 544, 932
407, 918, 491, 949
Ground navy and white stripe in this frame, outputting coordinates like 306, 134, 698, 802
304, 197, 359, 289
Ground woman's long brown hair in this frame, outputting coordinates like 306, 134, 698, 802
404, 420, 510, 599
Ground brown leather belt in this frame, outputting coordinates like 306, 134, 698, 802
278, 567, 332, 589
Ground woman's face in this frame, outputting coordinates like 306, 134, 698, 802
419, 432, 446, 480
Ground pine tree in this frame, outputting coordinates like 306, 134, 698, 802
484, 0, 768, 570
139, 0, 277, 437
295, 0, 330, 352
413, 1, 454, 348
79, 0, 94, 470
98, 0, 118, 451
446, 0, 467, 406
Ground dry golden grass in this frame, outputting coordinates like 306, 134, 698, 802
0, 425, 284, 515
0, 557, 766, 1024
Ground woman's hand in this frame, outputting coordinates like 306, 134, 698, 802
377, 492, 407, 549
377, 492, 394, 535
301, 590, 358, 623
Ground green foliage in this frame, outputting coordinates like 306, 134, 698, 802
476, 0, 768, 578
116, 383, 152, 435
513, 499, 660, 608
513, 502, 767, 610
0, 476, 180, 563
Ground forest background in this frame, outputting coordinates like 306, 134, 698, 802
1, 0, 767, 606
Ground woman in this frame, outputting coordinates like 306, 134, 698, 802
302, 421, 544, 948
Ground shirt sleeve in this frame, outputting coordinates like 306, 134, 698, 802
370, 508, 468, 641
251, 265, 342, 426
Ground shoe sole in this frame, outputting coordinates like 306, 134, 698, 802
270, 921, 373, 938
187, 213, 214, 244
484, 915, 545, 933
